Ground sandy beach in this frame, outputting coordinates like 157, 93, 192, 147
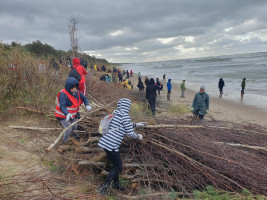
133, 75, 267, 127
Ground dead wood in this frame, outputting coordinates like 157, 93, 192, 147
214, 142, 267, 151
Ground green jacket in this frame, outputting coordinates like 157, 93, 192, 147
241, 80, 246, 88
180, 82, 186, 90
192, 92, 209, 115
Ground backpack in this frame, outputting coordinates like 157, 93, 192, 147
99, 114, 121, 135
69, 67, 81, 81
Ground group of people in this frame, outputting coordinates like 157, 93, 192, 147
218, 77, 246, 96
55, 60, 147, 195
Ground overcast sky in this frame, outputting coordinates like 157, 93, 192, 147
1, 0, 267, 63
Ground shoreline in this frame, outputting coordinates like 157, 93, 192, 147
131, 73, 267, 127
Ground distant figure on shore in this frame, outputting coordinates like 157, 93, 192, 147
167, 79, 172, 100
163, 74, 166, 81
218, 78, 225, 95
146, 78, 163, 115
129, 75, 134, 90
180, 80, 186, 98
126, 70, 129, 78
144, 76, 150, 86
191, 85, 209, 120
156, 78, 161, 95
241, 78, 246, 95
137, 77, 145, 91
138, 72, 141, 79
118, 71, 123, 82
130, 70, 133, 76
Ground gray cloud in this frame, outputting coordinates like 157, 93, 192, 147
1, 0, 267, 62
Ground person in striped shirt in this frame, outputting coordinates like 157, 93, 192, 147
98, 98, 146, 195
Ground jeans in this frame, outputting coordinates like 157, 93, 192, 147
148, 98, 156, 115
104, 149, 123, 184
60, 118, 77, 143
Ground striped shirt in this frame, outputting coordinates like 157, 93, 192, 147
98, 98, 139, 151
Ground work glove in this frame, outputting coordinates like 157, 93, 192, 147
66, 113, 73, 122
206, 110, 209, 114
136, 122, 147, 127
86, 105, 92, 112
190, 107, 194, 113
137, 134, 143, 140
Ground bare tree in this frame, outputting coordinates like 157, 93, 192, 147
68, 16, 79, 58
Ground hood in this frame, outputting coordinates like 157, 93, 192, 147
117, 98, 131, 114
65, 77, 79, 94
149, 78, 155, 85
168, 79, 172, 82
73, 58, 80, 66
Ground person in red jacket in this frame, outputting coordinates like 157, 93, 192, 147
72, 58, 87, 95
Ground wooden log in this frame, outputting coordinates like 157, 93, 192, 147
214, 142, 267, 151
144, 124, 204, 129
16, 106, 46, 114
45, 101, 116, 152
90, 152, 106, 162
9, 126, 62, 131
79, 137, 100, 147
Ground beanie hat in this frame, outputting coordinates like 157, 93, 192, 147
200, 85, 205, 90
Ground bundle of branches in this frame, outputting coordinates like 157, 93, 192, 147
117, 118, 267, 196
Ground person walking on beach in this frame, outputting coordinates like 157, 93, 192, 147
180, 80, 186, 98
146, 78, 163, 115
218, 78, 225, 95
163, 74, 166, 81
156, 78, 161, 95
55, 77, 92, 143
241, 78, 246, 95
118, 71, 123, 82
167, 79, 172, 100
137, 77, 145, 91
97, 98, 145, 195
191, 85, 209, 120
138, 72, 141, 79
145, 76, 150, 86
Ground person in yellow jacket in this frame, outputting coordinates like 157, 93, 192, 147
94, 65, 97, 71
121, 78, 131, 90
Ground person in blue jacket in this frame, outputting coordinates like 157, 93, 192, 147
167, 79, 172, 100
55, 77, 92, 143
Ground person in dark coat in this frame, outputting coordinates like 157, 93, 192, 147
146, 78, 163, 115
218, 78, 225, 95
137, 77, 145, 91
156, 78, 161, 95
118, 71, 123, 82
144, 76, 150, 86
241, 78, 246, 95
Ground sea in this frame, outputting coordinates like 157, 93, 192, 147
121, 52, 267, 111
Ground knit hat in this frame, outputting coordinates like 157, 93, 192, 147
200, 85, 205, 90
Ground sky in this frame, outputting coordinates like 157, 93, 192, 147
1, 0, 267, 63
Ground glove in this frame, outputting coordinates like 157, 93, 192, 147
206, 110, 209, 114
86, 105, 92, 112
190, 107, 194, 112
137, 134, 143, 140
66, 113, 73, 122
136, 122, 147, 127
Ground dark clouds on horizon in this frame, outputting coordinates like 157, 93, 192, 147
1, 0, 267, 62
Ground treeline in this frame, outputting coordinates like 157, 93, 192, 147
2, 40, 109, 66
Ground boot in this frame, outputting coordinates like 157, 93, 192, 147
112, 180, 125, 191
97, 183, 110, 195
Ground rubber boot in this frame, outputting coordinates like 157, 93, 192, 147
97, 183, 110, 195
112, 180, 125, 191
